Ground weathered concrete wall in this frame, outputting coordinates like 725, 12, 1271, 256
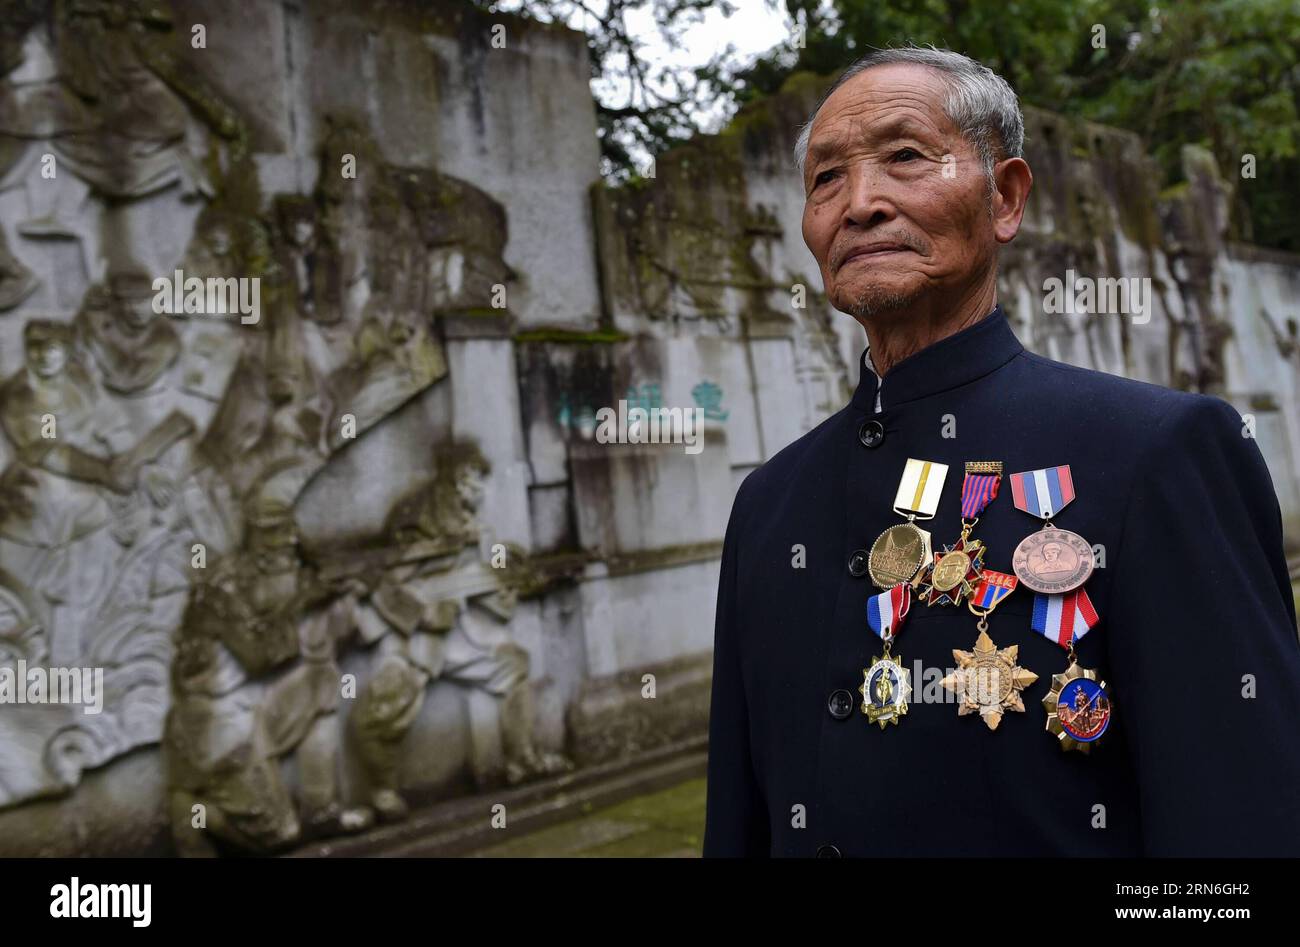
591, 74, 1300, 544
0, 0, 1293, 855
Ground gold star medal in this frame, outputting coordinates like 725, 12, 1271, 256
1043, 661, 1112, 753
868, 458, 949, 589
941, 570, 1037, 730
914, 462, 1001, 606
1032, 587, 1112, 752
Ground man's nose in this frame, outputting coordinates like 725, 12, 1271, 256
842, 162, 898, 228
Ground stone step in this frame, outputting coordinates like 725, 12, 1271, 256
287, 736, 707, 857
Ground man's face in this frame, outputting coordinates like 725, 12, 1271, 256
292, 219, 314, 247
457, 468, 485, 509
118, 292, 158, 331
27, 337, 67, 378
209, 224, 233, 257
252, 538, 298, 576
800, 63, 999, 320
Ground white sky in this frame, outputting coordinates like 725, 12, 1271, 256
611, 0, 794, 130
494, 0, 803, 133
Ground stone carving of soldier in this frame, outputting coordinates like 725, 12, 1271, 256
164, 493, 373, 855
0, 319, 133, 548
74, 268, 182, 395
348, 445, 569, 822
324, 309, 447, 452
0, 0, 210, 204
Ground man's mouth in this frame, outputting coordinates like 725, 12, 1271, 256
837, 244, 916, 269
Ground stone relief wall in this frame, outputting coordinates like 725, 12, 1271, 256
0, 0, 1293, 855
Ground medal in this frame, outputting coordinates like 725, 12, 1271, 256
861, 583, 913, 727
914, 461, 1002, 606
1033, 587, 1112, 752
868, 458, 949, 589
941, 570, 1038, 730
1008, 465, 1094, 594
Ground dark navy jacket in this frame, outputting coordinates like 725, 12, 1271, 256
704, 307, 1300, 857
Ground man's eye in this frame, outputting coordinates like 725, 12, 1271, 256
893, 148, 921, 162
813, 169, 838, 188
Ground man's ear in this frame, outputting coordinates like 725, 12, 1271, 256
992, 157, 1032, 244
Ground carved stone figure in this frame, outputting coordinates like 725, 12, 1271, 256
0, 0, 211, 203
74, 269, 182, 394
0, 316, 197, 806
0, 319, 128, 548
164, 493, 372, 855
349, 444, 569, 820
382, 443, 488, 554
274, 195, 342, 326
195, 304, 332, 502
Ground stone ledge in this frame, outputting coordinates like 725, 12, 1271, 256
566, 651, 713, 767
1226, 241, 1300, 268
441, 308, 513, 339
604, 540, 723, 577
287, 736, 707, 857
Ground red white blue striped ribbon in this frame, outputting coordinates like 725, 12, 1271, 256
867, 583, 911, 639
1031, 587, 1099, 648
1009, 465, 1076, 520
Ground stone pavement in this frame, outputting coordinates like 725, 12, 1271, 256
466, 777, 706, 858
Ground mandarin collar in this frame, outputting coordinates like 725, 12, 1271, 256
849, 305, 1022, 413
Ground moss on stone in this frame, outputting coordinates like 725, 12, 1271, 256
606, 540, 724, 576
514, 327, 628, 344
308, 0, 577, 42
595, 118, 788, 324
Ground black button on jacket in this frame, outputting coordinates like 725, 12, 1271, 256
703, 307, 1300, 857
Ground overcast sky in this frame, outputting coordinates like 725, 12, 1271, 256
495, 0, 804, 132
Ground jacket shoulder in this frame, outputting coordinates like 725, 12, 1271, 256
1014, 350, 1241, 433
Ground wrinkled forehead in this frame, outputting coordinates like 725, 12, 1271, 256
805, 63, 959, 166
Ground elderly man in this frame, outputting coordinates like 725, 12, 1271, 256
704, 46, 1300, 857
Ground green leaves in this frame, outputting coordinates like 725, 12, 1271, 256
754, 0, 1300, 249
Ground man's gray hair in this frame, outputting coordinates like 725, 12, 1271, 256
793, 45, 1024, 181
